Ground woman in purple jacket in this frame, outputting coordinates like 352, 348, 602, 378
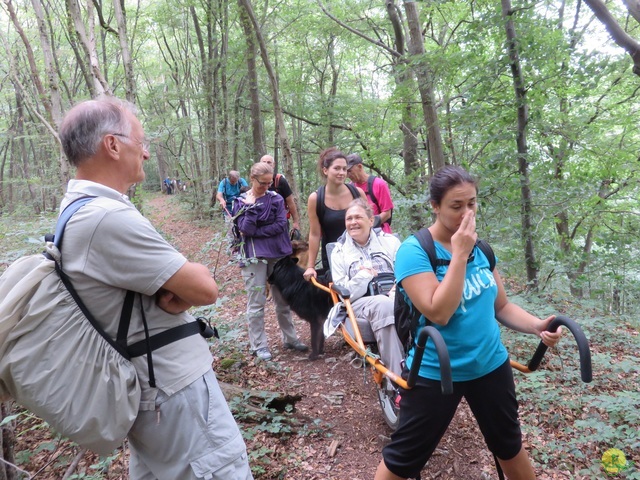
232, 162, 308, 361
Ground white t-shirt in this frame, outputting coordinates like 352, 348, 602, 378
60, 180, 213, 410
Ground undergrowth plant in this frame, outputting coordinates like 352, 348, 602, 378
502, 291, 639, 479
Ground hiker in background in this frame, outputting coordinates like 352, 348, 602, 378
232, 162, 308, 361
330, 198, 404, 377
304, 147, 366, 280
260, 154, 301, 232
58, 96, 252, 480
164, 176, 173, 195
346, 153, 394, 233
374, 165, 563, 480
216, 170, 248, 216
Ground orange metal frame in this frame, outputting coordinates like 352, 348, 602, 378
312, 277, 534, 390
312, 278, 411, 390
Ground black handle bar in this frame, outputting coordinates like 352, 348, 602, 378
405, 326, 453, 395
330, 283, 350, 299
527, 315, 592, 383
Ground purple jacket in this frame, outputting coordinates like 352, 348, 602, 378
232, 191, 292, 259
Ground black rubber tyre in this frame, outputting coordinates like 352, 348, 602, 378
376, 377, 399, 430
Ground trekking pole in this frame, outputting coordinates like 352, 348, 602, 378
510, 315, 592, 383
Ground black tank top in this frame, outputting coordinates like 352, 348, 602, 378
316, 184, 359, 270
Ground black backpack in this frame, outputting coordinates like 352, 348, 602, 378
394, 228, 495, 352
366, 175, 393, 226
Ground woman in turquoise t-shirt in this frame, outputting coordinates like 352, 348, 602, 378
375, 166, 563, 480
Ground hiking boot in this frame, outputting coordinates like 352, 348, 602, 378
253, 347, 272, 361
283, 340, 309, 352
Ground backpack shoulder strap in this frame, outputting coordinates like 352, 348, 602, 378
366, 176, 380, 210
315, 185, 326, 224
346, 182, 359, 200
413, 228, 495, 272
53, 197, 96, 248
413, 228, 449, 273
275, 173, 282, 189
317, 184, 358, 224
476, 239, 496, 271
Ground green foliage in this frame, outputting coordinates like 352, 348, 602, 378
0, 212, 57, 270
501, 289, 640, 478
2, 0, 640, 476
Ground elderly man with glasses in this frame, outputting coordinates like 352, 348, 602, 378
57, 96, 253, 480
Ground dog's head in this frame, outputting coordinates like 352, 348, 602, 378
290, 239, 309, 268
291, 239, 308, 254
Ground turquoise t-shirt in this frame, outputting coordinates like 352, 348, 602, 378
218, 177, 248, 212
395, 235, 508, 382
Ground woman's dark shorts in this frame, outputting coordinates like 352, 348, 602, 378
382, 359, 522, 479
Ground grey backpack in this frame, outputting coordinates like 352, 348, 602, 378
0, 197, 140, 454
0, 197, 215, 454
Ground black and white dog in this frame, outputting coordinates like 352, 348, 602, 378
268, 253, 332, 360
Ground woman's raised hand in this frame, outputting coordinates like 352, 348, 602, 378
451, 210, 477, 258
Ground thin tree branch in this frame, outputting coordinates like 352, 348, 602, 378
316, 0, 402, 59
583, 0, 640, 76
91, 0, 118, 35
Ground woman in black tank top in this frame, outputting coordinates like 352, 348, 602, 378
304, 147, 365, 280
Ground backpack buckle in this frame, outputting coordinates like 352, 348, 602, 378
196, 317, 219, 339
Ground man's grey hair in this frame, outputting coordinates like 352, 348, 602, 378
228, 170, 241, 180
59, 96, 137, 167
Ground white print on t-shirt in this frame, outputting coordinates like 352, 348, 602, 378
459, 268, 496, 313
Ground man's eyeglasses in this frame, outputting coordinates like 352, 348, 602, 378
254, 179, 273, 187
111, 133, 150, 152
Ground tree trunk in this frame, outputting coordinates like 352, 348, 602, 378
239, 1, 266, 159
67, 0, 110, 95
622, 0, 640, 23
5, 0, 68, 189
3, 0, 53, 121
0, 143, 8, 213
237, 0, 296, 195
62, 0, 95, 97
30, 0, 63, 125
501, 0, 538, 290
548, 3, 598, 298
385, 0, 422, 230
0, 403, 16, 480
14, 88, 40, 213
326, 35, 339, 146
190, 5, 218, 205
112, 0, 136, 102
403, 1, 445, 174
218, 0, 231, 169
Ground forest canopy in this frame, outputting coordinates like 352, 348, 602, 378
1, 0, 640, 316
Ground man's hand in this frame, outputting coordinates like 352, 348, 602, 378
156, 288, 192, 314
